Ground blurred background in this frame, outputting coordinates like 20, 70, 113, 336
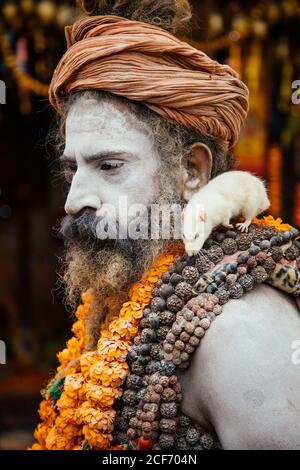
0, 0, 299, 449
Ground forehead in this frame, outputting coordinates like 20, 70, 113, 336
65, 98, 153, 156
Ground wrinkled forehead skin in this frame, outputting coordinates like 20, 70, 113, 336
63, 96, 164, 216
65, 97, 151, 155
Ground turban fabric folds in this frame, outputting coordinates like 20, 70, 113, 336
49, 15, 249, 154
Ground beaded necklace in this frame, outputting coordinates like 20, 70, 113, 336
31, 216, 300, 450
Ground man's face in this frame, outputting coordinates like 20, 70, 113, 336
62, 97, 162, 219
59, 95, 183, 314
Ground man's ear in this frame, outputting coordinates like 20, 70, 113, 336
181, 142, 213, 201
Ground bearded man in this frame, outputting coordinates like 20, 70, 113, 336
32, 0, 300, 451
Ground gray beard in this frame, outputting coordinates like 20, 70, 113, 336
58, 163, 183, 347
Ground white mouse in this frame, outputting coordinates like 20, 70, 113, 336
182, 170, 270, 257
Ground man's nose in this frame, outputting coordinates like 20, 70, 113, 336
64, 172, 101, 216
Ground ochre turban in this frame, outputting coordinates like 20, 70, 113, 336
49, 15, 249, 154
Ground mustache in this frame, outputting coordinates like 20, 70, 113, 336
59, 210, 98, 243
59, 210, 151, 260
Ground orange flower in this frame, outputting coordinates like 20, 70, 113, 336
77, 402, 116, 432
80, 351, 99, 379
97, 339, 130, 361
108, 318, 139, 340
72, 319, 84, 338
38, 399, 56, 424
252, 215, 292, 231
64, 373, 85, 400
85, 383, 122, 407
82, 425, 112, 449
58, 408, 78, 426
89, 360, 128, 387
46, 426, 74, 450
29, 443, 43, 450
57, 336, 82, 369
33, 423, 50, 448
31, 244, 183, 451
56, 391, 78, 410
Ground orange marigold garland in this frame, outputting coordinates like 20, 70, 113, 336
30, 243, 184, 450
252, 215, 293, 231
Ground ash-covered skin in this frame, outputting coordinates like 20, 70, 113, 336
58, 95, 185, 328
59, 95, 300, 450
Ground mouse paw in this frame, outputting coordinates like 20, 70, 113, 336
222, 223, 234, 229
236, 220, 252, 233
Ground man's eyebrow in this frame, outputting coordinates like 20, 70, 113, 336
60, 151, 137, 163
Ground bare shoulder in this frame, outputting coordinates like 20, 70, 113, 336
178, 285, 300, 449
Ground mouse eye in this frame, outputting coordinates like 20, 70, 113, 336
194, 233, 200, 240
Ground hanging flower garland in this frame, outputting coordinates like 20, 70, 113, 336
30, 243, 184, 450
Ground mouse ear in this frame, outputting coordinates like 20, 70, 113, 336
199, 210, 207, 222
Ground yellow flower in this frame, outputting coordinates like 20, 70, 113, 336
56, 391, 78, 410
108, 318, 139, 340
46, 426, 73, 450
29, 443, 43, 450
90, 360, 128, 387
252, 215, 292, 231
38, 400, 56, 425
64, 373, 85, 400
58, 408, 78, 426
77, 402, 116, 432
85, 383, 122, 407
97, 339, 130, 361
82, 425, 112, 449
33, 423, 49, 448
80, 351, 99, 379
72, 319, 84, 338
57, 336, 82, 368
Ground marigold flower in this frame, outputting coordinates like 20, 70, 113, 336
29, 443, 43, 450
33, 423, 49, 447
56, 391, 78, 410
57, 336, 82, 368
82, 426, 112, 449
85, 383, 122, 407
90, 360, 128, 387
252, 215, 292, 231
108, 319, 139, 340
46, 426, 74, 450
72, 319, 84, 338
38, 400, 56, 424
97, 339, 130, 361
80, 351, 99, 379
64, 373, 85, 400
58, 408, 78, 426
77, 402, 116, 432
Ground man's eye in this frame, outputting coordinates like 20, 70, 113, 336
100, 161, 124, 171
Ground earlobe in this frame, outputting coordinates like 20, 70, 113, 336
181, 142, 213, 201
